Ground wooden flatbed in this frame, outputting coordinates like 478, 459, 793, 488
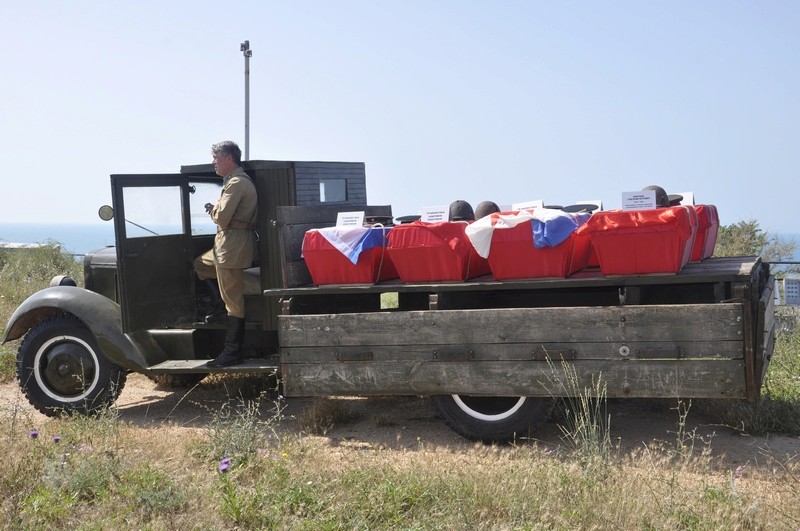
266, 205, 774, 413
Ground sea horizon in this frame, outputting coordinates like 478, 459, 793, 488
0, 222, 115, 256
2, 221, 800, 260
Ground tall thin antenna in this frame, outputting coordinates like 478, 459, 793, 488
240, 40, 252, 160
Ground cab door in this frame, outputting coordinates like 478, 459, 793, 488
111, 174, 197, 332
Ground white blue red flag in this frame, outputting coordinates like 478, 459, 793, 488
465, 209, 590, 258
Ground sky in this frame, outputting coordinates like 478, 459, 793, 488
2, 1, 798, 234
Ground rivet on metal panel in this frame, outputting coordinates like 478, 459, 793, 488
620, 316, 626, 324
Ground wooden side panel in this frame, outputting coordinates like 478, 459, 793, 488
281, 359, 746, 398
280, 304, 744, 347
279, 303, 748, 398
294, 162, 367, 206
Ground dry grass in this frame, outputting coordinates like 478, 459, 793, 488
2, 248, 800, 528
2, 397, 799, 529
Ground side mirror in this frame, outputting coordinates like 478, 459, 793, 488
98, 205, 114, 221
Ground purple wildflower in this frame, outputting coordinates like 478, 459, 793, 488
29, 430, 39, 439
734, 465, 744, 479
52, 435, 61, 443
219, 457, 231, 473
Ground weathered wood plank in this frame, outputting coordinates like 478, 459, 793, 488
280, 359, 747, 399
276, 205, 392, 226
281, 339, 743, 363
756, 276, 776, 387
281, 261, 313, 289
278, 304, 744, 347
265, 257, 765, 297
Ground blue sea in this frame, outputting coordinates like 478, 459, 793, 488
0, 222, 116, 256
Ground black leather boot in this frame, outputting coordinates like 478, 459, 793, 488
206, 316, 245, 367
203, 279, 227, 324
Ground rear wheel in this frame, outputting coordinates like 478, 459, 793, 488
17, 314, 126, 416
432, 395, 554, 443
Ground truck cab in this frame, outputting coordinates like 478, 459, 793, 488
2, 160, 374, 414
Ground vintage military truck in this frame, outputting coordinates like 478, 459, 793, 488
2, 159, 776, 442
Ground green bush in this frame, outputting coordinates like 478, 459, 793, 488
0, 246, 83, 333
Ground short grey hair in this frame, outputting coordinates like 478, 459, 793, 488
211, 141, 242, 165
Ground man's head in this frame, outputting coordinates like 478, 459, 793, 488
211, 141, 242, 177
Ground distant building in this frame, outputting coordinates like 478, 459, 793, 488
785, 277, 800, 306
0, 242, 60, 251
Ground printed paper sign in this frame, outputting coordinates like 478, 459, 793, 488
336, 211, 365, 227
420, 206, 448, 223
511, 199, 544, 211
622, 190, 657, 210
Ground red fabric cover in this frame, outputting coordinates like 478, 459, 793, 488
486, 222, 592, 279
584, 206, 698, 275
387, 221, 491, 282
302, 230, 398, 285
586, 244, 600, 268
690, 204, 719, 261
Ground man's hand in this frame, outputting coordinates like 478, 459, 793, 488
204, 203, 214, 214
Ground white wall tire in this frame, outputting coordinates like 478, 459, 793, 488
432, 395, 554, 443
17, 314, 126, 416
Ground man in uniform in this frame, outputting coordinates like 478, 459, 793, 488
194, 141, 258, 367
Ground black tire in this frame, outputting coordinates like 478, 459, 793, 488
431, 395, 554, 443
147, 373, 206, 389
16, 314, 127, 416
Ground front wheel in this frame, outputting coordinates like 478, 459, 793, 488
432, 395, 554, 443
17, 314, 127, 416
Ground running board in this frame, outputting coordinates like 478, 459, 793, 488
147, 359, 279, 374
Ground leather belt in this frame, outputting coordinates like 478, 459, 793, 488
225, 220, 256, 230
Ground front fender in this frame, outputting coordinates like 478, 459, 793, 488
1, 286, 149, 372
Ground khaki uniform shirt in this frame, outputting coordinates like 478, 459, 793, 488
211, 166, 258, 268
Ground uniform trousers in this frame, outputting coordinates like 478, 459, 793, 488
194, 249, 245, 318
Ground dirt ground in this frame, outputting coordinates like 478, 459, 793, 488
3, 373, 799, 469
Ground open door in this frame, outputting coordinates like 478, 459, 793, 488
111, 174, 197, 332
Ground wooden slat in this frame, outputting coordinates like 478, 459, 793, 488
265, 257, 765, 297
280, 359, 747, 399
281, 261, 313, 289
276, 205, 392, 225
756, 276, 776, 388
278, 304, 744, 347
281, 339, 743, 364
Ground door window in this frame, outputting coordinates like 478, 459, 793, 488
122, 186, 184, 238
